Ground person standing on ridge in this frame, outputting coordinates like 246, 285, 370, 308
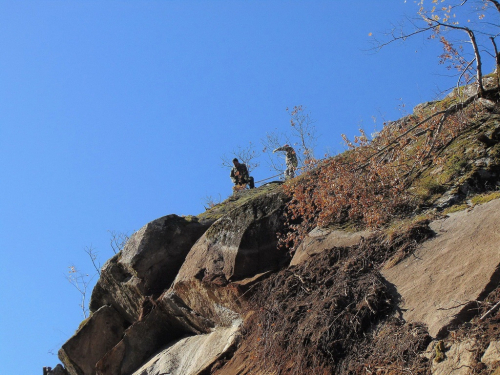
230, 158, 255, 190
273, 144, 298, 180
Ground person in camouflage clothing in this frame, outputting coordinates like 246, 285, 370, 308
230, 158, 255, 190
273, 144, 298, 180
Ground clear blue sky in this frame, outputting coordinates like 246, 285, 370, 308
0, 1, 490, 373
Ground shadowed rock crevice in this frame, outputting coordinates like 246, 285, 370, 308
96, 308, 190, 375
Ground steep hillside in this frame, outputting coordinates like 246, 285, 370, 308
47, 80, 500, 375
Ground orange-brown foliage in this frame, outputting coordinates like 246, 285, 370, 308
280, 99, 486, 251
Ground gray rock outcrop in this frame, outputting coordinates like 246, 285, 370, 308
59, 184, 290, 375
89, 215, 210, 322
52, 86, 500, 375
170, 188, 289, 326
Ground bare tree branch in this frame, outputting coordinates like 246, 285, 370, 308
66, 265, 96, 319
84, 245, 101, 276
108, 230, 129, 254
491, 36, 500, 86
423, 16, 485, 95
457, 57, 477, 90
221, 142, 260, 172
486, 0, 500, 14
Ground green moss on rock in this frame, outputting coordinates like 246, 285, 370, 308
470, 191, 500, 205
434, 340, 446, 363
196, 182, 284, 224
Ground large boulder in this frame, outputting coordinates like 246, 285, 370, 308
90, 215, 210, 322
59, 306, 129, 375
95, 294, 216, 375
170, 187, 289, 326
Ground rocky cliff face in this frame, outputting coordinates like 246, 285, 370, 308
55, 92, 500, 375
58, 183, 290, 375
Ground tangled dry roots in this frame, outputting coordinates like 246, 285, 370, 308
437, 286, 500, 375
242, 220, 434, 374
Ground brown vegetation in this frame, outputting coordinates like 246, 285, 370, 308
215, 220, 434, 374
208, 83, 500, 375
280, 92, 495, 252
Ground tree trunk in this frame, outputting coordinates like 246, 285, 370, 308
491, 37, 500, 88
465, 27, 484, 96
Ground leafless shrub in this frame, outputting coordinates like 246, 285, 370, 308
108, 230, 129, 254
84, 245, 101, 276
66, 264, 95, 319
202, 194, 222, 210
221, 142, 260, 173
67, 231, 130, 318
262, 106, 318, 176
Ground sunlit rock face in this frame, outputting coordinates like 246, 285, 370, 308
170, 187, 289, 327
383, 199, 500, 338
